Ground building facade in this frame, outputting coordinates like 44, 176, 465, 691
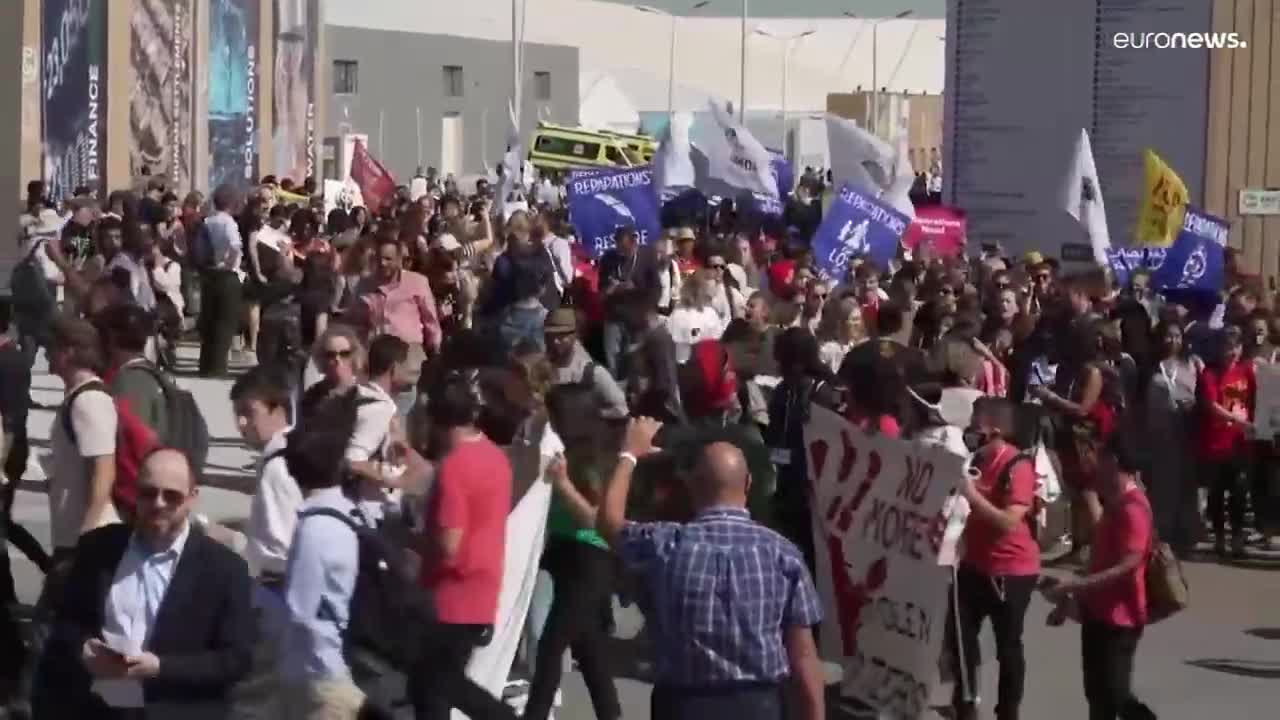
323, 25, 579, 181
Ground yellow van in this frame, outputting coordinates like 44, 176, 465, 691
528, 123, 638, 171
602, 130, 657, 164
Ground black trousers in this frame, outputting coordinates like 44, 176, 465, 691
408, 623, 515, 720
524, 539, 620, 720
1081, 621, 1157, 720
949, 565, 1037, 720
651, 683, 784, 720
1206, 456, 1248, 540
197, 269, 243, 376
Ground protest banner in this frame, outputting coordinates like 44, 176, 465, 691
1105, 247, 1167, 288
1150, 206, 1228, 292
805, 406, 964, 719
1135, 148, 1190, 248
902, 206, 967, 260
566, 165, 661, 256
811, 184, 911, 280
350, 140, 396, 212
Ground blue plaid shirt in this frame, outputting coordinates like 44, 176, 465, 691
619, 506, 823, 687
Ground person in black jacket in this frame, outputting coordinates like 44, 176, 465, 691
598, 226, 661, 376
34, 448, 253, 720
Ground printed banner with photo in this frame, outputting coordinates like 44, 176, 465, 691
567, 166, 661, 257
208, 0, 260, 189
130, 0, 195, 189
805, 406, 962, 719
42, 0, 109, 200
811, 184, 911, 280
272, 0, 321, 183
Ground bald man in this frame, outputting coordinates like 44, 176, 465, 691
599, 421, 826, 720
35, 448, 253, 720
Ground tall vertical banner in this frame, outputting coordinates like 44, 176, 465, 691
805, 406, 962, 719
42, 0, 109, 201
272, 0, 320, 183
208, 0, 260, 189
129, 0, 195, 189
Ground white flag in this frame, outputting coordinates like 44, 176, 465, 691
879, 113, 917, 219
703, 101, 779, 198
1062, 128, 1112, 264
826, 114, 897, 197
653, 112, 697, 199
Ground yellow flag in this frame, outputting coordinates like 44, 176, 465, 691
1135, 148, 1189, 247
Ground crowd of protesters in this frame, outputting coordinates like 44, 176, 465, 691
0, 163, 1274, 720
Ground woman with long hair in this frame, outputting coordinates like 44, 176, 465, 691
817, 296, 867, 374
1145, 319, 1202, 555
518, 343, 621, 720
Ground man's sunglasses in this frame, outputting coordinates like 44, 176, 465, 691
322, 349, 354, 361
138, 487, 191, 505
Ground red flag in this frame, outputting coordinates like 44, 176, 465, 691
350, 140, 396, 213
902, 205, 967, 260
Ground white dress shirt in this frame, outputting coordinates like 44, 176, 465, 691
348, 383, 402, 522
244, 429, 303, 579
97, 522, 192, 707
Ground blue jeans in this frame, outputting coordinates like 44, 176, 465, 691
499, 305, 548, 355
603, 321, 627, 379
521, 569, 555, 676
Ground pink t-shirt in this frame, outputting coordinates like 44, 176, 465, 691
962, 445, 1040, 577
422, 436, 511, 625
1081, 486, 1152, 627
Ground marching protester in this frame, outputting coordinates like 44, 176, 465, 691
598, 418, 825, 720
14, 88, 1274, 720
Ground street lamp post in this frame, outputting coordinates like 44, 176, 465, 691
843, 9, 913, 138
740, 0, 748, 123
754, 28, 816, 150
637, 2, 712, 118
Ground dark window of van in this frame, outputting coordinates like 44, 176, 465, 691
536, 135, 599, 159
604, 146, 625, 164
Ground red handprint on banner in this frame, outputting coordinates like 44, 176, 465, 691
809, 428, 891, 658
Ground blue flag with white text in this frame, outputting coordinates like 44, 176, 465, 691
1106, 247, 1167, 288
810, 184, 910, 279
769, 150, 793, 199
1151, 207, 1228, 292
567, 166, 662, 257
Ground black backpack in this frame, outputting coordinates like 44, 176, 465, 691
10, 240, 56, 316
120, 362, 211, 476
996, 451, 1041, 537
296, 507, 435, 679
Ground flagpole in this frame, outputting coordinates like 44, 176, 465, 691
739, 0, 747, 123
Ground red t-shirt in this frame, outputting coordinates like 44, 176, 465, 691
1081, 486, 1152, 627
1197, 361, 1256, 460
421, 436, 512, 625
961, 444, 1040, 576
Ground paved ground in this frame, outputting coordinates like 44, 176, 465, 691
8, 345, 1279, 718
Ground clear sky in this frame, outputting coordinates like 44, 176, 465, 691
595, 0, 944, 18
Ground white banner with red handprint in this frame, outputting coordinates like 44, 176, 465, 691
805, 406, 965, 719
